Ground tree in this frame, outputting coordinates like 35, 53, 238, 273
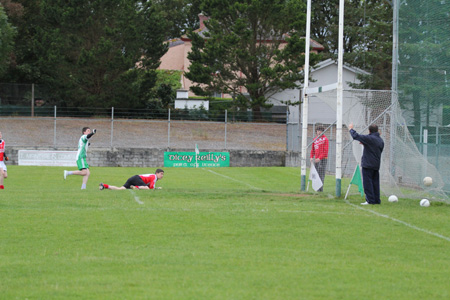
1, 0, 169, 108
310, 0, 393, 90
152, 0, 202, 39
153, 69, 182, 107
0, 0, 48, 83
184, 0, 317, 113
43, 0, 168, 108
397, 0, 450, 136
0, 4, 16, 77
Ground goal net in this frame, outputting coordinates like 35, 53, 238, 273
305, 85, 448, 202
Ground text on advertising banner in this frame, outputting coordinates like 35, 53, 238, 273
164, 152, 230, 167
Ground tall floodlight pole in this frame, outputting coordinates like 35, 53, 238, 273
300, 0, 312, 191
336, 0, 345, 197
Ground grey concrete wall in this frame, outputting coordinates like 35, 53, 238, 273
5, 147, 301, 168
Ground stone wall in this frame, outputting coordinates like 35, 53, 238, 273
5, 147, 301, 168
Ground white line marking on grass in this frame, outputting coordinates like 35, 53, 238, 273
130, 190, 144, 205
204, 169, 262, 190
344, 199, 450, 242
278, 210, 356, 215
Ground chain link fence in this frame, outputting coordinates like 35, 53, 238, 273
0, 82, 295, 151
0, 106, 289, 151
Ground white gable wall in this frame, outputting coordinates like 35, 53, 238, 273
307, 60, 368, 125
310, 63, 362, 90
267, 59, 368, 125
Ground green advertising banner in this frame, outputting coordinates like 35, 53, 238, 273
164, 152, 230, 168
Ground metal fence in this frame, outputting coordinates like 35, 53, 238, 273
0, 106, 289, 151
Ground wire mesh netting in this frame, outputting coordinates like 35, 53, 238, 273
307, 88, 448, 202
396, 0, 450, 197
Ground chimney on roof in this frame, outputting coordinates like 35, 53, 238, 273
199, 13, 209, 30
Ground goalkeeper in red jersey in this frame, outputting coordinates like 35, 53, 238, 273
99, 169, 164, 190
310, 126, 329, 192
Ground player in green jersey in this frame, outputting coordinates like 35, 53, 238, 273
64, 127, 97, 189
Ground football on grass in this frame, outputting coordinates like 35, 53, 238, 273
423, 177, 433, 186
388, 195, 398, 203
420, 199, 430, 207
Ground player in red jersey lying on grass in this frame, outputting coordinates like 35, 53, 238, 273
99, 169, 164, 190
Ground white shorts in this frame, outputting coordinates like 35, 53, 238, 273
0, 161, 6, 172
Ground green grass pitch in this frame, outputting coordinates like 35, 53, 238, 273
1, 166, 449, 299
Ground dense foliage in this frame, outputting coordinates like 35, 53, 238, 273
310, 0, 393, 90
0, 5, 16, 76
152, 0, 202, 39
0, 0, 169, 108
0, 0, 399, 109
397, 0, 450, 134
185, 0, 320, 112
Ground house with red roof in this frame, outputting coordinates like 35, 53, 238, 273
158, 14, 326, 98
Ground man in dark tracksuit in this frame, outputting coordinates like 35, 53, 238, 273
349, 123, 384, 205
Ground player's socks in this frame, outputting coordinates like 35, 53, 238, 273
64, 170, 73, 179
0, 185, 4, 189
81, 184, 86, 189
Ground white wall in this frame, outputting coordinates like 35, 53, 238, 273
268, 60, 368, 125
306, 61, 367, 124
309, 63, 361, 90
175, 99, 209, 110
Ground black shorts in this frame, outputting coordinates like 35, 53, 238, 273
123, 175, 146, 189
